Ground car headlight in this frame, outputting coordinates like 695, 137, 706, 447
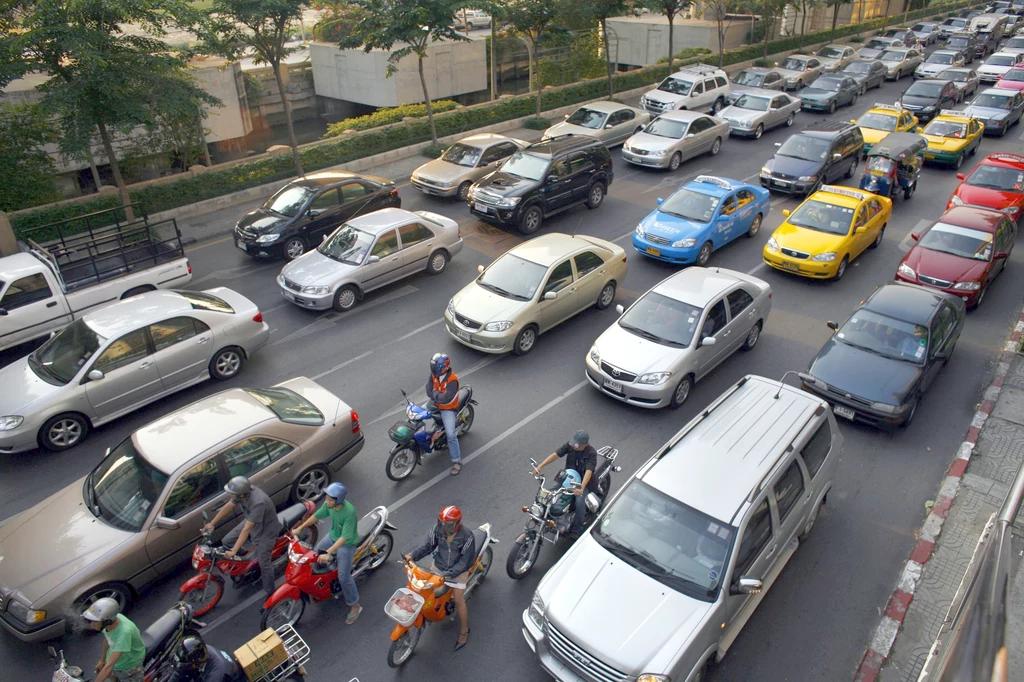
256, 233, 280, 244
897, 262, 916, 278
589, 345, 600, 364
637, 675, 671, 682
635, 223, 645, 238
648, 149, 668, 157
5, 599, 45, 624
672, 237, 697, 248
766, 236, 779, 251
953, 280, 982, 290
528, 592, 546, 629
923, 105, 937, 112
812, 252, 838, 262
798, 175, 818, 182
300, 285, 330, 295
483, 320, 514, 332
494, 196, 521, 208
623, 142, 632, 152
760, 165, 771, 175
466, 186, 478, 201
991, 117, 1007, 126
0, 416, 23, 431
870, 401, 909, 414
434, 180, 452, 189
447, 298, 456, 315
1001, 206, 1021, 216
637, 372, 672, 385
950, 194, 965, 206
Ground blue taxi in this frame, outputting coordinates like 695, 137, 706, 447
633, 175, 771, 266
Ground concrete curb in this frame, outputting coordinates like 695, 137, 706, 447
852, 307, 1024, 682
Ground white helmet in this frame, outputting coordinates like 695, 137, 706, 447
82, 597, 120, 623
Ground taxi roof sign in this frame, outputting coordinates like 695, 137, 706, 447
871, 103, 903, 112
938, 109, 971, 118
988, 153, 1024, 165
693, 175, 734, 190
819, 185, 867, 201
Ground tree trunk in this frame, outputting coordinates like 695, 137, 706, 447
273, 62, 304, 176
718, 19, 725, 67
799, 0, 808, 49
490, 22, 497, 100
531, 38, 542, 117
197, 106, 212, 166
667, 14, 675, 74
831, 3, 840, 41
763, 16, 771, 59
87, 135, 103, 190
96, 122, 134, 222
417, 54, 439, 145
881, 0, 892, 32
602, 19, 614, 98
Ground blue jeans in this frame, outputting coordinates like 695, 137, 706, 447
315, 536, 358, 606
440, 409, 461, 463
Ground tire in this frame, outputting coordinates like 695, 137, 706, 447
260, 596, 305, 630
385, 447, 418, 481
282, 236, 307, 261
457, 181, 472, 201
596, 282, 616, 310
747, 213, 762, 238
76, 582, 133, 618
741, 322, 762, 351
513, 325, 538, 356
465, 546, 493, 599
786, 112, 795, 127
387, 628, 422, 668
901, 399, 919, 428
696, 241, 713, 267
366, 530, 394, 571
833, 256, 849, 281
798, 498, 822, 541
904, 183, 914, 200
209, 346, 244, 380
669, 375, 693, 409
851, 92, 859, 107
954, 152, 964, 170
332, 285, 359, 312
870, 223, 886, 249
426, 249, 449, 275
845, 155, 858, 179
860, 84, 867, 96
290, 464, 330, 502
668, 151, 682, 171
120, 286, 153, 299
828, 101, 837, 114
969, 140, 978, 156
711, 97, 724, 114
709, 137, 722, 156
754, 123, 764, 140
585, 182, 605, 209
506, 534, 541, 579
181, 576, 225, 617
456, 404, 475, 436
519, 205, 543, 235
39, 412, 90, 451
974, 286, 987, 309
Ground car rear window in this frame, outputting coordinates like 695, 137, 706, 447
245, 387, 325, 426
175, 290, 235, 314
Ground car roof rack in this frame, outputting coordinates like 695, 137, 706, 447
677, 62, 724, 76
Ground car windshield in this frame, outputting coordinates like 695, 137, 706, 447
912, 23, 930, 31
86, 437, 169, 533
591, 479, 733, 602
972, 93, 1012, 108
659, 187, 722, 223
657, 77, 693, 95
867, 156, 897, 174
477, 253, 547, 300
837, 309, 930, 363
777, 134, 831, 161
879, 50, 908, 61
644, 116, 689, 139
618, 292, 702, 348
928, 53, 957, 64
263, 185, 313, 217
734, 94, 771, 111
732, 70, 765, 86
923, 119, 968, 138
906, 81, 945, 96
918, 222, 994, 261
857, 112, 898, 130
944, 19, 967, 27
1001, 69, 1024, 81
965, 163, 1024, 191
865, 39, 888, 48
245, 387, 324, 425
440, 143, 482, 167
812, 77, 844, 92
787, 199, 854, 235
843, 61, 873, 74
780, 58, 808, 71
318, 223, 374, 265
947, 37, 970, 47
1006, 38, 1024, 49
988, 55, 1016, 66
175, 290, 234, 314
565, 107, 608, 129
817, 47, 844, 58
28, 318, 106, 385
499, 151, 548, 181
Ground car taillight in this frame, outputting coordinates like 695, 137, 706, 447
253, 312, 263, 323
187, 260, 192, 274
351, 410, 360, 434
621, 255, 627, 262
391, 188, 399, 197
768, 287, 773, 299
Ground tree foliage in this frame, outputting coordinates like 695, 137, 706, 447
578, 0, 630, 97
505, 0, 559, 115
0, 102, 61, 212
644, 0, 689, 73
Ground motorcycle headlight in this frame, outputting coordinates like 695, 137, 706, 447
1001, 205, 1021, 216
589, 345, 600, 364
672, 238, 697, 248
494, 196, 521, 208
953, 280, 982, 290
798, 175, 818, 182
638, 372, 672, 385
528, 592, 546, 629
5, 599, 45, 624
529, 503, 544, 517
301, 285, 330, 295
635, 223, 645, 238
812, 252, 838, 262
950, 194, 965, 206
447, 298, 456, 315
256, 233, 280, 244
483, 320, 513, 332
0, 416, 23, 431
411, 576, 432, 591
766, 236, 779, 251
897, 262, 916, 278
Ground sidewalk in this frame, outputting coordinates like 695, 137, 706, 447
855, 308, 1024, 682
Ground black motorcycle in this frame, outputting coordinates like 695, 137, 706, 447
505, 447, 620, 579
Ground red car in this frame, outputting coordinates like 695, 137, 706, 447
996, 66, 1024, 91
895, 206, 1016, 308
947, 152, 1024, 222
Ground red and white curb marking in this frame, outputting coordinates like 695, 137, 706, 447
853, 309, 1024, 682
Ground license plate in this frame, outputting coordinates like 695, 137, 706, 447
53, 669, 75, 682
456, 329, 471, 341
924, 152, 935, 159
473, 202, 489, 213
645, 246, 661, 256
781, 261, 800, 272
236, 239, 247, 251
603, 378, 623, 392
834, 404, 856, 420
772, 179, 790, 187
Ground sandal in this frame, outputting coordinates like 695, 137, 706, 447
454, 628, 470, 651
345, 605, 363, 625
450, 463, 463, 476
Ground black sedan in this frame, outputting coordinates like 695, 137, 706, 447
840, 59, 887, 94
898, 79, 960, 122
800, 282, 965, 428
233, 170, 401, 260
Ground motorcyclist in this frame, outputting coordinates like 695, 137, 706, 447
426, 352, 463, 476
202, 476, 283, 606
404, 506, 475, 651
533, 430, 600, 538
170, 635, 238, 682
82, 597, 146, 682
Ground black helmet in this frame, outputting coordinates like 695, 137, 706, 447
174, 635, 208, 672
224, 475, 251, 498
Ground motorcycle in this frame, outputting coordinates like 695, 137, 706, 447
385, 387, 477, 481
506, 447, 620, 579
49, 646, 85, 682
260, 505, 396, 630
384, 523, 498, 668
179, 502, 319, 616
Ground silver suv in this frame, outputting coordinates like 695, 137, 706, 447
640, 64, 731, 116
523, 374, 843, 682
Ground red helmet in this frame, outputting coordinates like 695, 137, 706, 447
438, 505, 462, 535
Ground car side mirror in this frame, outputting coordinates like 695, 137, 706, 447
0, 308, 6, 316
691, 92, 699, 97
547, 174, 558, 182
827, 320, 839, 330
700, 336, 717, 347
774, 142, 782, 147
850, 119, 857, 124
916, 125, 924, 133
477, 264, 485, 273
833, 153, 843, 161
855, 226, 867, 234
782, 209, 791, 217
153, 516, 180, 531
615, 304, 624, 315
564, 113, 570, 119
956, 172, 966, 180
996, 250, 1009, 259
366, 255, 380, 264
731, 577, 763, 595
321, 234, 329, 243
604, 124, 614, 129
911, 232, 920, 241
656, 197, 664, 205
544, 290, 558, 301
87, 369, 104, 382
686, 133, 695, 138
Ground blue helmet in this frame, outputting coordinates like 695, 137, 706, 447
561, 469, 582, 490
431, 352, 451, 377
325, 482, 347, 504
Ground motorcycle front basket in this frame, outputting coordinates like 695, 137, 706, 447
388, 421, 418, 444
384, 587, 425, 626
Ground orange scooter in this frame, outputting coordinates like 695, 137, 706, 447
383, 523, 498, 668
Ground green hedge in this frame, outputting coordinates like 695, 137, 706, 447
324, 100, 461, 137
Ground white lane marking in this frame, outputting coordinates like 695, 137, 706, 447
311, 351, 376, 381
270, 286, 418, 347
202, 378, 590, 634
383, 317, 445, 347
747, 262, 769, 275
262, 302, 293, 314
613, 231, 634, 244
899, 219, 932, 253
191, 262, 279, 286
641, 167, 712, 195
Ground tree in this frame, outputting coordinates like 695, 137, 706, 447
797, 0, 822, 49
1, 0, 220, 217
752, 0, 788, 59
206, 0, 308, 176
827, 0, 852, 42
581, 0, 630, 98
644, 0, 689, 74
0, 102, 61, 212
704, 0, 734, 67
505, 0, 558, 117
350, 0, 468, 146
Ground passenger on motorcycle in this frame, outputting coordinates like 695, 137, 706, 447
82, 597, 146, 682
291, 481, 362, 624
533, 430, 600, 537
404, 506, 475, 651
170, 635, 237, 682
426, 352, 462, 476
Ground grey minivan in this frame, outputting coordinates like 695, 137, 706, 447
523, 374, 843, 682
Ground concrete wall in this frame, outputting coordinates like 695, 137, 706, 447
310, 38, 487, 108
607, 16, 752, 69
245, 63, 318, 124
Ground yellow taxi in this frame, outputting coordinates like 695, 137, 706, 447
918, 109, 984, 169
853, 104, 919, 153
762, 185, 893, 280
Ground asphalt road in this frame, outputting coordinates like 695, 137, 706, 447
5, 66, 1024, 682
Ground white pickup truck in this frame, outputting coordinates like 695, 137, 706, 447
0, 216, 192, 352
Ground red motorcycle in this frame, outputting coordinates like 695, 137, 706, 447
179, 501, 318, 616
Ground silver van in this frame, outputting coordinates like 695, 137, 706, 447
522, 374, 843, 682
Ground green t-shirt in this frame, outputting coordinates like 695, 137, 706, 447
103, 614, 146, 671
314, 499, 358, 545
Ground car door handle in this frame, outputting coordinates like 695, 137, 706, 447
389, 256, 399, 261
46, 301, 57, 308
723, 330, 731, 336
197, 336, 209, 344
764, 544, 778, 559
569, 288, 577, 293
140, 361, 152, 369
276, 462, 294, 473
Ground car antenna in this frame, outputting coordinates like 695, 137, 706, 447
571, 215, 583, 238
774, 370, 803, 399
332, 398, 343, 428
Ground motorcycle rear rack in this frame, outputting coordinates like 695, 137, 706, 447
597, 445, 619, 461
253, 624, 311, 682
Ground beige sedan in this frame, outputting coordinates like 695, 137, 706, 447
411, 133, 527, 200
445, 232, 627, 355
0, 377, 363, 642
542, 101, 651, 147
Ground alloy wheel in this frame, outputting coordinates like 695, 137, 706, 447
295, 468, 329, 500
47, 418, 84, 448
214, 350, 241, 378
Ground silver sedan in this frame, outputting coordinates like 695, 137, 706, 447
816, 44, 859, 72
411, 134, 526, 200
621, 110, 729, 170
585, 267, 772, 409
0, 288, 270, 453
878, 48, 925, 79
775, 54, 825, 90
719, 91, 801, 139
542, 101, 651, 147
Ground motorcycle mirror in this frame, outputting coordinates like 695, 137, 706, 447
48, 646, 57, 660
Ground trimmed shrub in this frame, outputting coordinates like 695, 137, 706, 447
522, 117, 551, 130
421, 144, 445, 158
324, 100, 461, 136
